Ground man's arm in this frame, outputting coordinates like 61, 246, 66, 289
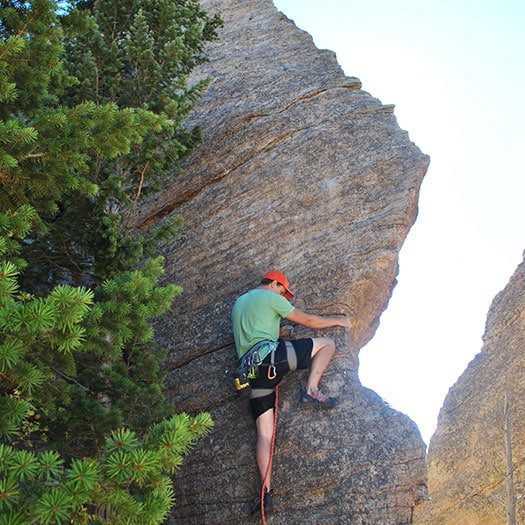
286, 308, 351, 330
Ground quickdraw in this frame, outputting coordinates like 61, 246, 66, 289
267, 345, 277, 379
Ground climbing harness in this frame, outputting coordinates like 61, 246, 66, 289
261, 384, 279, 525
240, 340, 278, 371
233, 340, 278, 397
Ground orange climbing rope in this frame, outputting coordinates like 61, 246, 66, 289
260, 385, 279, 525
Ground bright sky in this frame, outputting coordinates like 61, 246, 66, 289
273, 0, 525, 444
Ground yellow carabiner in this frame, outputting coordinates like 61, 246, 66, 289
267, 365, 277, 380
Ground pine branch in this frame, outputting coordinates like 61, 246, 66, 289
50, 366, 92, 393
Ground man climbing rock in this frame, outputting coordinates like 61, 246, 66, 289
232, 270, 351, 515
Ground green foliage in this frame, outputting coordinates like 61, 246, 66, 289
34, 0, 221, 280
0, 0, 74, 212
0, 204, 214, 524
0, 207, 95, 440
43, 257, 183, 457
0, 413, 213, 524
1, 0, 221, 282
0, 1, 65, 116
0, 0, 221, 522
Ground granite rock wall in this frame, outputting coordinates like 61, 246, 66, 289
414, 254, 525, 524
135, 1, 430, 523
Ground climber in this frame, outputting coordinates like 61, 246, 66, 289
231, 270, 351, 515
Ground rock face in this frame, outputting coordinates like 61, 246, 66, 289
135, 0, 430, 523
414, 255, 525, 525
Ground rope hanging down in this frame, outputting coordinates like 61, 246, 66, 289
261, 385, 279, 525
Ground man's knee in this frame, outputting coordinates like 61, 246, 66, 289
324, 339, 336, 358
256, 409, 274, 439
311, 337, 336, 358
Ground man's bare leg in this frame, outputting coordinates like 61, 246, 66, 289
255, 409, 274, 490
306, 337, 336, 401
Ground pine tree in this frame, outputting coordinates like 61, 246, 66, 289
28, 0, 223, 282
44, 257, 184, 458
0, 0, 221, 522
0, 208, 213, 523
0, 205, 94, 442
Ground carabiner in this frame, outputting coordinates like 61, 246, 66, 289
267, 365, 277, 380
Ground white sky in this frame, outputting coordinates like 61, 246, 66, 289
273, 0, 525, 444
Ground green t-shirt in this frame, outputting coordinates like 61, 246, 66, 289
232, 288, 295, 358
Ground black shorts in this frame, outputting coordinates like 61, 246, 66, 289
249, 338, 313, 420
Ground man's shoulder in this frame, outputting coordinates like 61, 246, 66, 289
234, 288, 290, 309
237, 288, 269, 299
233, 288, 260, 308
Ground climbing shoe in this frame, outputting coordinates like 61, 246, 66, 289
299, 389, 340, 408
250, 488, 273, 516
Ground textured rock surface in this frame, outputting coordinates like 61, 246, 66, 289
135, 0, 430, 523
414, 255, 525, 525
